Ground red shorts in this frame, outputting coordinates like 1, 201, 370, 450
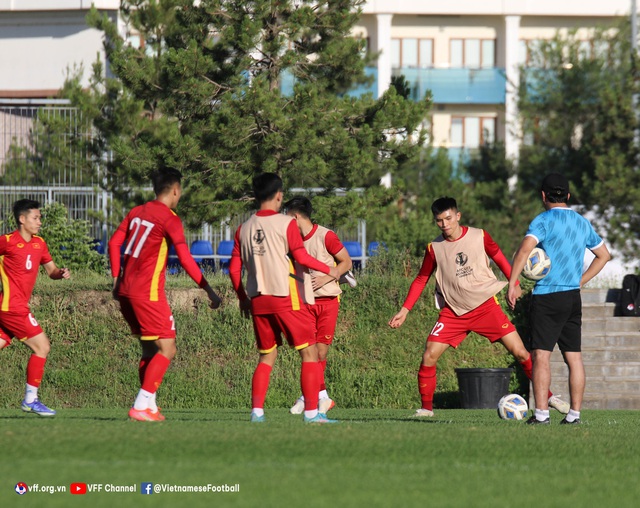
427, 297, 516, 348
252, 307, 316, 354
0, 310, 43, 345
119, 296, 176, 340
309, 297, 340, 345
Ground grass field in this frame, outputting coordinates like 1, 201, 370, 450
2, 408, 639, 508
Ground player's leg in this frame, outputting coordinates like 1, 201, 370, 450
499, 330, 568, 414
316, 300, 339, 413
250, 314, 279, 422
298, 343, 336, 424
21, 331, 55, 416
414, 340, 449, 417
560, 351, 584, 423
251, 349, 277, 422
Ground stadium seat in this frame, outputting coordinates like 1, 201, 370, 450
91, 238, 105, 255
367, 241, 387, 257
190, 240, 215, 271
167, 244, 180, 274
217, 240, 234, 274
343, 241, 363, 269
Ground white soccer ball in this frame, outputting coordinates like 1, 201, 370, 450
497, 393, 529, 420
523, 247, 551, 281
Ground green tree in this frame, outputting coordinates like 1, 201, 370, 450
517, 21, 640, 260
72, 0, 429, 229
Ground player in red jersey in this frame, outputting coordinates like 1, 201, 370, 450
388, 197, 570, 417
0, 199, 71, 416
109, 168, 222, 422
283, 196, 353, 415
229, 173, 340, 424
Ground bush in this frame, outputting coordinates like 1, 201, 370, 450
39, 202, 106, 273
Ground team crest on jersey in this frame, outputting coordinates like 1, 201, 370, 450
33, 243, 41, 249
17, 243, 24, 248
455, 252, 468, 266
253, 230, 265, 244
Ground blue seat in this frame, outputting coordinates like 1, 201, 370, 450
190, 240, 215, 271
343, 241, 363, 269
167, 244, 180, 274
217, 240, 234, 274
91, 238, 105, 255
367, 241, 387, 256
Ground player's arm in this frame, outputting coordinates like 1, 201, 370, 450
312, 232, 352, 291
228, 227, 251, 317
389, 245, 435, 329
43, 261, 70, 280
108, 217, 129, 299
288, 222, 339, 280
507, 235, 538, 309
581, 242, 611, 287
483, 230, 520, 298
168, 218, 222, 309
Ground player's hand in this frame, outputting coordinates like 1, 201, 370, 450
389, 307, 409, 329
239, 298, 252, 319
311, 274, 333, 291
328, 266, 340, 281
59, 267, 71, 279
112, 278, 120, 302
207, 290, 222, 310
507, 283, 520, 310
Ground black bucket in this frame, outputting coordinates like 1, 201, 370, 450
455, 368, 513, 409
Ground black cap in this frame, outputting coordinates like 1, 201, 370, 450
541, 173, 569, 198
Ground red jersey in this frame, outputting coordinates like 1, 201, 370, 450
108, 200, 206, 301
0, 231, 53, 312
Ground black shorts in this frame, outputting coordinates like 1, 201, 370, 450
529, 290, 582, 352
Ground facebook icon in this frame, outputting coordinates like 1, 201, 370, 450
141, 483, 154, 495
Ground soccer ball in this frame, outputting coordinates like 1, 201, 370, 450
523, 247, 551, 281
497, 393, 529, 420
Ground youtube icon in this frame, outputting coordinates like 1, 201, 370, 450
70, 483, 87, 495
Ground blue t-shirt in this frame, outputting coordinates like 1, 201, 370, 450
526, 207, 603, 295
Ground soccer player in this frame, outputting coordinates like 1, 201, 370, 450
0, 199, 71, 417
108, 168, 222, 422
229, 173, 341, 424
388, 196, 570, 417
508, 173, 610, 425
283, 196, 353, 415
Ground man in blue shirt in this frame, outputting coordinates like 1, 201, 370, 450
508, 173, 610, 425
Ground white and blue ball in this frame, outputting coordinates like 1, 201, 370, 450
497, 393, 529, 420
523, 247, 551, 281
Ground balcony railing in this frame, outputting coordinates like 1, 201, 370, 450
280, 67, 377, 98
394, 68, 507, 104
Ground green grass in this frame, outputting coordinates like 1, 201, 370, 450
1, 408, 639, 508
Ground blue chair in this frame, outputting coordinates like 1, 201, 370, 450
167, 244, 180, 274
343, 241, 363, 269
367, 241, 387, 257
217, 240, 234, 274
91, 238, 105, 255
190, 240, 215, 271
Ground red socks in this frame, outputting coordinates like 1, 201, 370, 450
251, 363, 272, 409
141, 353, 171, 393
418, 364, 436, 411
26, 354, 46, 387
139, 357, 151, 386
301, 361, 319, 411
318, 360, 327, 392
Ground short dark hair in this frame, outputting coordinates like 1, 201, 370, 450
13, 199, 40, 227
252, 173, 283, 204
151, 168, 182, 196
283, 196, 313, 219
431, 196, 458, 216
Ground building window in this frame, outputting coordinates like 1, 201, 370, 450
450, 39, 495, 69
450, 117, 496, 148
391, 38, 434, 69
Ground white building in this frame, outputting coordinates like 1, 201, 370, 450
356, 0, 632, 161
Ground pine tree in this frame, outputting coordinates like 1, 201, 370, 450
75, 0, 429, 228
